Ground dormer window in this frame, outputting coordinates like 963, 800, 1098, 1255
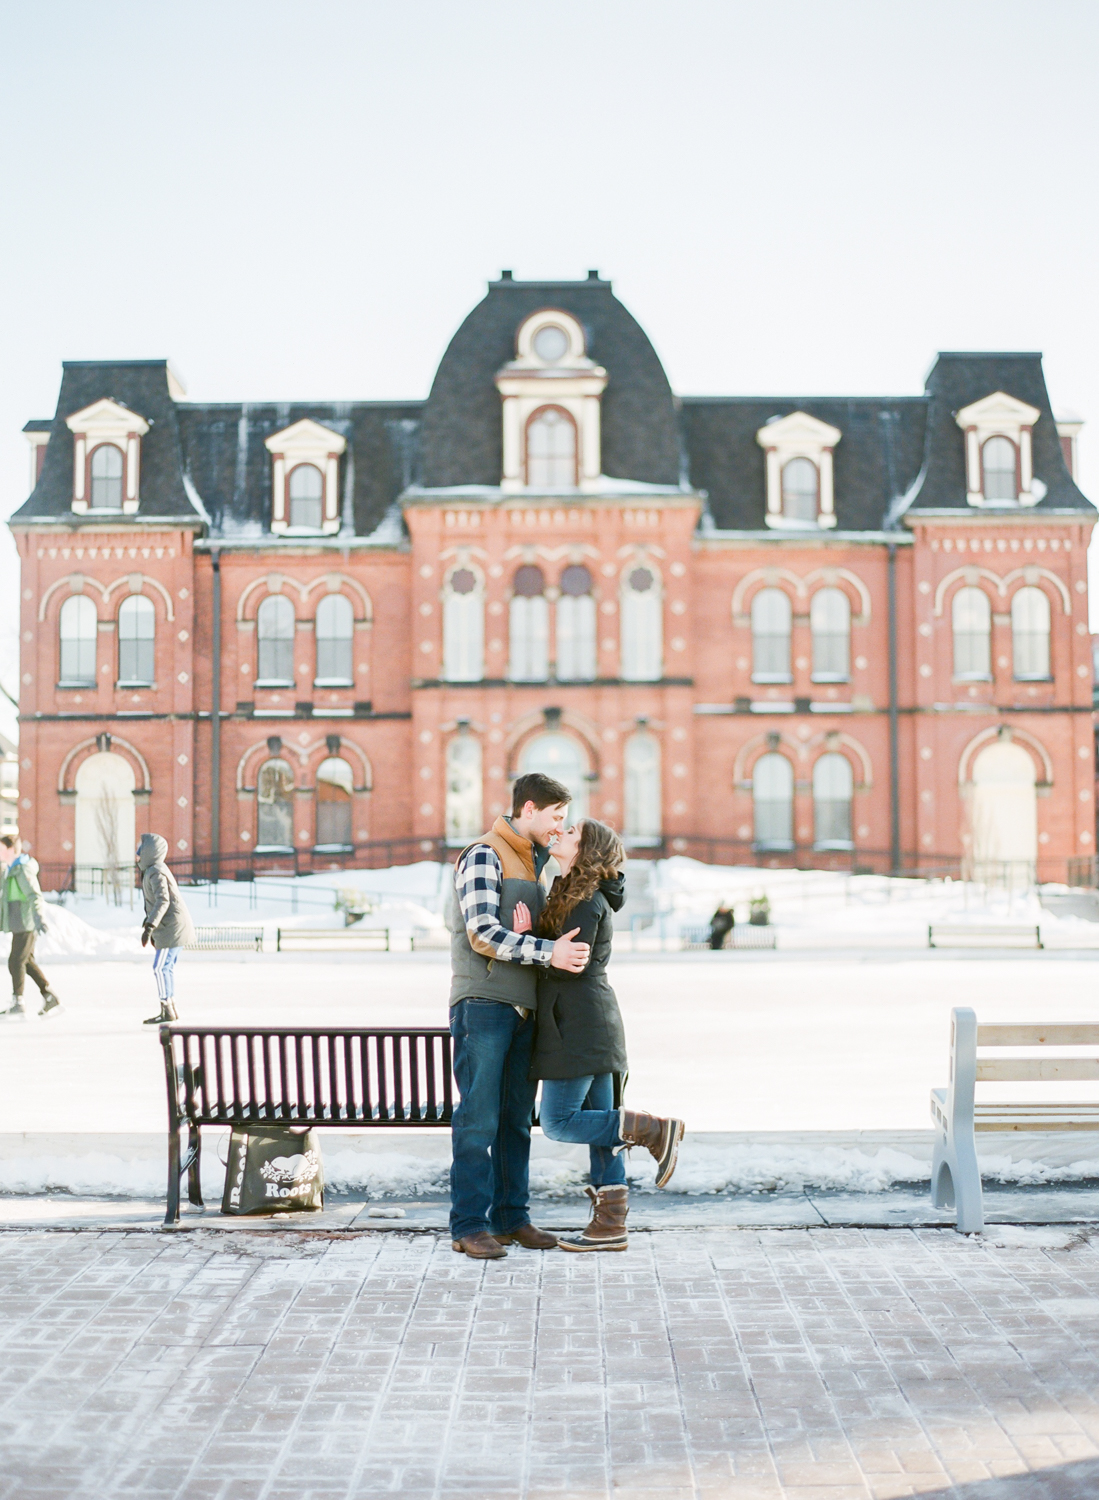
496, 310, 608, 493
288, 463, 324, 529
64, 398, 149, 514
90, 444, 124, 508
781, 457, 819, 522
955, 391, 1041, 506
981, 436, 1017, 502
264, 419, 347, 535
756, 412, 841, 529
526, 407, 577, 487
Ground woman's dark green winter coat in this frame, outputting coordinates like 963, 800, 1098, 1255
530, 873, 628, 1080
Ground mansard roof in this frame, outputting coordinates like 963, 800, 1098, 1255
420, 273, 681, 490
175, 401, 420, 538
12, 297, 1090, 541
901, 352, 1092, 517
681, 395, 928, 532
12, 361, 204, 525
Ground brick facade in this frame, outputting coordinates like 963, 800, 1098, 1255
11, 278, 1095, 884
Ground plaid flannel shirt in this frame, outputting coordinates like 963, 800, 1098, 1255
455, 844, 555, 966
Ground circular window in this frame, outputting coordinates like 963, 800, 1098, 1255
533, 324, 569, 362
449, 568, 477, 595
628, 567, 654, 592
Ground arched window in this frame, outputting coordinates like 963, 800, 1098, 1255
556, 564, 596, 682
59, 594, 97, 685
288, 463, 324, 529
982, 437, 1017, 501
526, 406, 577, 488
508, 565, 548, 682
1012, 586, 1051, 681
781, 457, 818, 522
813, 752, 853, 850
810, 588, 850, 682
753, 752, 793, 851
443, 567, 484, 682
315, 593, 353, 684
315, 756, 353, 850
751, 588, 792, 683
620, 565, 662, 682
118, 594, 155, 685
90, 444, 124, 509
256, 758, 294, 850
256, 594, 296, 684
625, 731, 661, 845
952, 586, 991, 680
446, 735, 483, 846
519, 732, 588, 821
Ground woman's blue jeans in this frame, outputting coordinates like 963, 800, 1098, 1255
539, 1073, 626, 1188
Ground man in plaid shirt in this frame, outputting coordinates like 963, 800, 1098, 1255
448, 773, 590, 1259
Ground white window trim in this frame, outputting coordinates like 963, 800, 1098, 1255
755, 412, 841, 530
495, 310, 608, 493
264, 419, 347, 535
64, 399, 149, 515
954, 391, 1042, 507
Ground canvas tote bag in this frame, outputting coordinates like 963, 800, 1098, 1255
221, 1125, 325, 1215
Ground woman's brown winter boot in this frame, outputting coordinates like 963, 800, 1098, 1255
619, 1110, 685, 1188
558, 1185, 629, 1252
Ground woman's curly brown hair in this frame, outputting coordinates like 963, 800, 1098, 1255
537, 819, 626, 938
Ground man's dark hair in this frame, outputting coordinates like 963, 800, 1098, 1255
511, 772, 572, 817
0, 835, 16, 849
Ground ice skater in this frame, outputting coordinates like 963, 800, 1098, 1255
0, 834, 60, 1019
514, 818, 685, 1252
137, 833, 196, 1025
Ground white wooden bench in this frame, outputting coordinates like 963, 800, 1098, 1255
928, 924, 1042, 949
680, 924, 777, 951
930, 1007, 1099, 1231
275, 927, 390, 952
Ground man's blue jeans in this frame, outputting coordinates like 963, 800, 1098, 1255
539, 1073, 626, 1188
449, 999, 538, 1239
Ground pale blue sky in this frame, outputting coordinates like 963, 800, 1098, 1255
2, 0, 1096, 736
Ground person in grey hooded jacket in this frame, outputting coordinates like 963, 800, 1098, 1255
137, 833, 196, 1025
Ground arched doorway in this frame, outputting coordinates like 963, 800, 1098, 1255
74, 751, 136, 896
519, 731, 589, 822
969, 739, 1037, 886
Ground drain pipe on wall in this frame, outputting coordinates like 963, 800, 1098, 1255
211, 546, 222, 877
887, 538, 900, 874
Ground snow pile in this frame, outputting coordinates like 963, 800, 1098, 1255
7, 1137, 1096, 1201
0, 905, 141, 960
644, 857, 1099, 949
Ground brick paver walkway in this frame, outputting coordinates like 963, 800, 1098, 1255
2, 1227, 1099, 1499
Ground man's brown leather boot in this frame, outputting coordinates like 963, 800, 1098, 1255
559, 1185, 629, 1252
452, 1231, 508, 1259
493, 1223, 558, 1249
619, 1110, 685, 1188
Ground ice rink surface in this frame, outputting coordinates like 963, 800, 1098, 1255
2, 948, 1099, 1135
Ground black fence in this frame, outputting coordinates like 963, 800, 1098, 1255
35, 835, 1089, 896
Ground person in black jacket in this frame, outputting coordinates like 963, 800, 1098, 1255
513, 818, 685, 1252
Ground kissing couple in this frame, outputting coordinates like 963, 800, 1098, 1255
447, 771, 685, 1259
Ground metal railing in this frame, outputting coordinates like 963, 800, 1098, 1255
36, 837, 1095, 901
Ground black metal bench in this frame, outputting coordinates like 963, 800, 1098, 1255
160, 1024, 454, 1226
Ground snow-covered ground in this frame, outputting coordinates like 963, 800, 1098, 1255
32, 855, 1099, 957
3, 857, 1097, 1200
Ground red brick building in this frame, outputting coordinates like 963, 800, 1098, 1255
11, 274, 1095, 884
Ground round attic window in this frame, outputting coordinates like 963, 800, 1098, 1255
533, 324, 569, 363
